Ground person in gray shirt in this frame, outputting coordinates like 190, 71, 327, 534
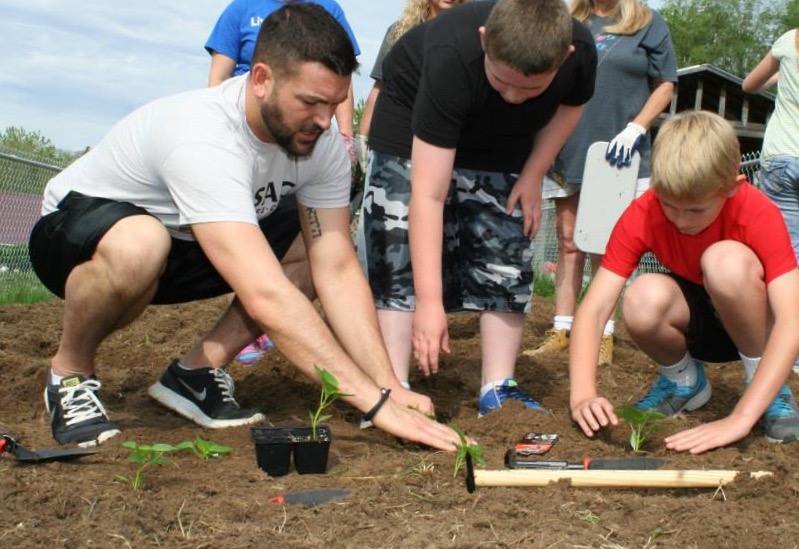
526, 0, 677, 367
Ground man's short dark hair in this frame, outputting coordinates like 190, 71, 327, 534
252, 3, 358, 78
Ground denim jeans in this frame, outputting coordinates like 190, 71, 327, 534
760, 156, 799, 373
760, 155, 799, 263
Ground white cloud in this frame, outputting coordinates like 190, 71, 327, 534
0, 0, 400, 151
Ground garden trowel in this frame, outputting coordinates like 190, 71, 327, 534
0, 433, 100, 463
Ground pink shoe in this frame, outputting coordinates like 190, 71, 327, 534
236, 333, 274, 366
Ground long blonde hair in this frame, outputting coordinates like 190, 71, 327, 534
570, 0, 651, 35
390, 0, 470, 45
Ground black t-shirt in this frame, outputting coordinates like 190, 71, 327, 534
369, 1, 597, 173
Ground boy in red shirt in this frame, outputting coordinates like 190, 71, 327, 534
569, 111, 799, 453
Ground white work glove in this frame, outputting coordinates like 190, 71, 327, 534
354, 134, 369, 173
606, 122, 646, 168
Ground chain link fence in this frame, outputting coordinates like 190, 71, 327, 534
0, 147, 763, 304
0, 146, 65, 303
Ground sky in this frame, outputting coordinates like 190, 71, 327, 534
1, 0, 663, 152
0, 0, 401, 152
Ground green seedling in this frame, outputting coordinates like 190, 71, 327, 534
615, 405, 667, 452
452, 426, 485, 478
117, 440, 193, 490
575, 509, 600, 525
192, 436, 233, 461
310, 365, 352, 440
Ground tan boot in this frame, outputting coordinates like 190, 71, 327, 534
598, 334, 614, 366
524, 328, 569, 357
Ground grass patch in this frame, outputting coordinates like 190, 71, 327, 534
533, 271, 555, 298
0, 271, 54, 305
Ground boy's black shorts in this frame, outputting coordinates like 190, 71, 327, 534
29, 191, 300, 304
667, 273, 739, 363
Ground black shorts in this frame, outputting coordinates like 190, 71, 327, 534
668, 273, 739, 362
29, 191, 301, 304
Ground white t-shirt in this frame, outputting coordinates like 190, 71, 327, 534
762, 30, 799, 163
43, 75, 351, 240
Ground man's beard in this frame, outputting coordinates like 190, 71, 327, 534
259, 98, 323, 158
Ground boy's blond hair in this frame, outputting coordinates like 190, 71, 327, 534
484, 0, 572, 75
650, 111, 740, 199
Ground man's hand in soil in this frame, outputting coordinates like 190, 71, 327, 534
664, 414, 752, 454
390, 385, 435, 417
371, 398, 465, 451
571, 396, 618, 437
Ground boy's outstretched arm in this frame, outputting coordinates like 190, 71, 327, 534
408, 138, 458, 375
665, 270, 799, 454
507, 104, 583, 238
569, 267, 627, 436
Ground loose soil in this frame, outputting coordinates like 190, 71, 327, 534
1, 297, 798, 548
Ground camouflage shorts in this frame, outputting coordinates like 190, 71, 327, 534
355, 151, 535, 313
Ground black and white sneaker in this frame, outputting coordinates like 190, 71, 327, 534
44, 374, 122, 447
148, 360, 265, 428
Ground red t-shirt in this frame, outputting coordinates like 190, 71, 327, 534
602, 183, 797, 285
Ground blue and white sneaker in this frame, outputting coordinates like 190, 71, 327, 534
478, 379, 546, 418
762, 386, 799, 443
635, 361, 711, 416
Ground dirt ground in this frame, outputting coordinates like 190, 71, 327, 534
1, 296, 799, 548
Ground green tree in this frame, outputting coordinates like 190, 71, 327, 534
353, 97, 366, 136
659, 0, 798, 77
0, 126, 83, 166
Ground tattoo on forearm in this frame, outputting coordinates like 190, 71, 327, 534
306, 208, 322, 239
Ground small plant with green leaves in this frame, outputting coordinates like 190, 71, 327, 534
309, 365, 352, 440
116, 440, 194, 490
192, 436, 233, 461
452, 426, 485, 478
615, 405, 667, 452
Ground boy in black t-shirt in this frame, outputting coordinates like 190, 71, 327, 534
357, 0, 597, 416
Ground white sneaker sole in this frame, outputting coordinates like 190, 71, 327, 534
44, 388, 121, 447
148, 382, 265, 428
77, 429, 121, 448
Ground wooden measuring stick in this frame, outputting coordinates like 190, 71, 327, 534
474, 469, 772, 489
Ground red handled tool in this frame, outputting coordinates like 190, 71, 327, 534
505, 450, 668, 470
269, 489, 348, 507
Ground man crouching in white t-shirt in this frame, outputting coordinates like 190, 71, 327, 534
29, 3, 465, 452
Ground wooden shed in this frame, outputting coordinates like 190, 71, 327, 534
654, 63, 776, 156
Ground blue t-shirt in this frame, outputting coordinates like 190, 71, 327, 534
205, 0, 361, 76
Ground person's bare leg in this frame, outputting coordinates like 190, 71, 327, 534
554, 194, 585, 317
229, 234, 315, 363
377, 309, 414, 385
622, 273, 690, 364
526, 194, 582, 356
480, 311, 524, 384
51, 215, 171, 377
701, 241, 768, 356
279, 234, 316, 301
183, 298, 264, 368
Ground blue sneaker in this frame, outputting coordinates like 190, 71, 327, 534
478, 379, 546, 418
635, 361, 711, 416
762, 386, 799, 443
